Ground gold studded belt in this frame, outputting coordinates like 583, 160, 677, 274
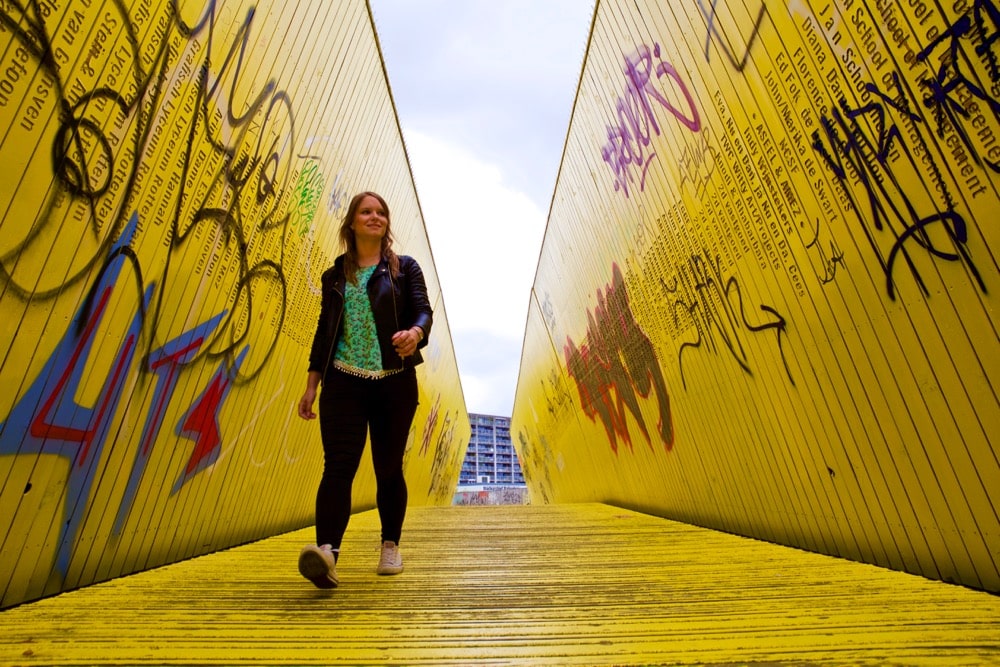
333, 360, 403, 380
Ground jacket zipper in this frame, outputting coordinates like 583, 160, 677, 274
387, 265, 404, 369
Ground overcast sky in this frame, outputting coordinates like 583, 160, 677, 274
369, 1, 594, 416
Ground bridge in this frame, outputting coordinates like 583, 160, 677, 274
0, 0, 998, 664
4, 504, 1000, 664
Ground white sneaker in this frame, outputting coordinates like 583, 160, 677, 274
298, 544, 338, 588
377, 540, 403, 575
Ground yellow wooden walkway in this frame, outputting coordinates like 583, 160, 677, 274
3, 503, 1000, 666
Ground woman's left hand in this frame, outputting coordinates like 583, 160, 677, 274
391, 327, 422, 358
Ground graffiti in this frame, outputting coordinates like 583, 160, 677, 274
542, 367, 575, 418
300, 135, 350, 217
0, 219, 142, 577
173, 346, 248, 492
541, 291, 556, 333
812, 70, 991, 299
917, 2, 1000, 175
677, 126, 719, 197
0, 216, 243, 577
410, 393, 462, 503
697, 0, 767, 71
806, 2, 1000, 300
662, 252, 792, 389
564, 263, 673, 454
291, 160, 325, 238
516, 429, 554, 504
427, 408, 460, 504
419, 393, 441, 457
0, 0, 298, 382
113, 309, 227, 534
601, 43, 701, 198
806, 216, 846, 285
326, 169, 348, 216
453, 486, 528, 506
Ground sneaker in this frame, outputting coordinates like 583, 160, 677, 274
298, 544, 338, 588
376, 540, 403, 575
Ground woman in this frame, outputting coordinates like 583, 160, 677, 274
297, 191, 432, 589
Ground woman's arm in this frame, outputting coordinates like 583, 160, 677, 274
403, 256, 432, 348
391, 256, 433, 359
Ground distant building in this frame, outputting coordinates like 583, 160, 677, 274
458, 413, 525, 487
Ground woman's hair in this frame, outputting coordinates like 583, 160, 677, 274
339, 191, 400, 282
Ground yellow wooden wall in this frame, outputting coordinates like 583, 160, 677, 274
513, 0, 999, 593
0, 0, 469, 609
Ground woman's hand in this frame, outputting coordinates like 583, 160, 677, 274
298, 386, 318, 420
392, 327, 423, 358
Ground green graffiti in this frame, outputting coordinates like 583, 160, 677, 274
292, 161, 325, 237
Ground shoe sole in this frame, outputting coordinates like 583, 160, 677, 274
299, 548, 338, 588
377, 563, 403, 575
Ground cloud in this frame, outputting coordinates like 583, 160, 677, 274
372, 0, 592, 209
404, 129, 543, 415
451, 329, 525, 417
369, 1, 594, 416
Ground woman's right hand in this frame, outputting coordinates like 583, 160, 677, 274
298, 387, 317, 420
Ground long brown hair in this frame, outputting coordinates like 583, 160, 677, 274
338, 191, 400, 282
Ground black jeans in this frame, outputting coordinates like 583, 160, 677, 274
316, 367, 418, 549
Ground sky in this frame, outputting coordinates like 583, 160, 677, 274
369, 1, 594, 417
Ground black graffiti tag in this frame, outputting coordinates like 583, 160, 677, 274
0, 0, 297, 381
663, 252, 793, 389
813, 74, 988, 300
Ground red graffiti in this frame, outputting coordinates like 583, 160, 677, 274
564, 263, 673, 454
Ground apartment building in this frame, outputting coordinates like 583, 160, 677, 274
458, 413, 525, 487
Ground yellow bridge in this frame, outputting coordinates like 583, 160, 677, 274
4, 504, 1000, 665
1, 1, 998, 665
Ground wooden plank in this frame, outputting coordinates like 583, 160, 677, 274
2, 503, 999, 665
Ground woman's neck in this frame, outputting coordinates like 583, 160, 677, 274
356, 240, 382, 267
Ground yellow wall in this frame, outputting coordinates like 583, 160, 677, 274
0, 0, 469, 608
513, 0, 999, 592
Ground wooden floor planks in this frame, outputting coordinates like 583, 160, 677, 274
2, 503, 999, 665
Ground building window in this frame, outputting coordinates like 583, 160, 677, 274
457, 412, 525, 490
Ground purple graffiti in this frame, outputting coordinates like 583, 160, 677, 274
602, 43, 701, 198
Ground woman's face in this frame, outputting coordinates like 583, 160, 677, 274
351, 195, 388, 242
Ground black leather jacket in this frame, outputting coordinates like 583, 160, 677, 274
308, 254, 433, 380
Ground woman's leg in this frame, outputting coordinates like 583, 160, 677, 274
316, 370, 369, 549
368, 369, 418, 544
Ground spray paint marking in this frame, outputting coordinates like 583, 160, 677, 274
564, 263, 673, 455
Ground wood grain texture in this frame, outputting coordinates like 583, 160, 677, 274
2, 503, 999, 665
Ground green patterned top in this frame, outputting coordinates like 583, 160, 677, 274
334, 265, 382, 374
